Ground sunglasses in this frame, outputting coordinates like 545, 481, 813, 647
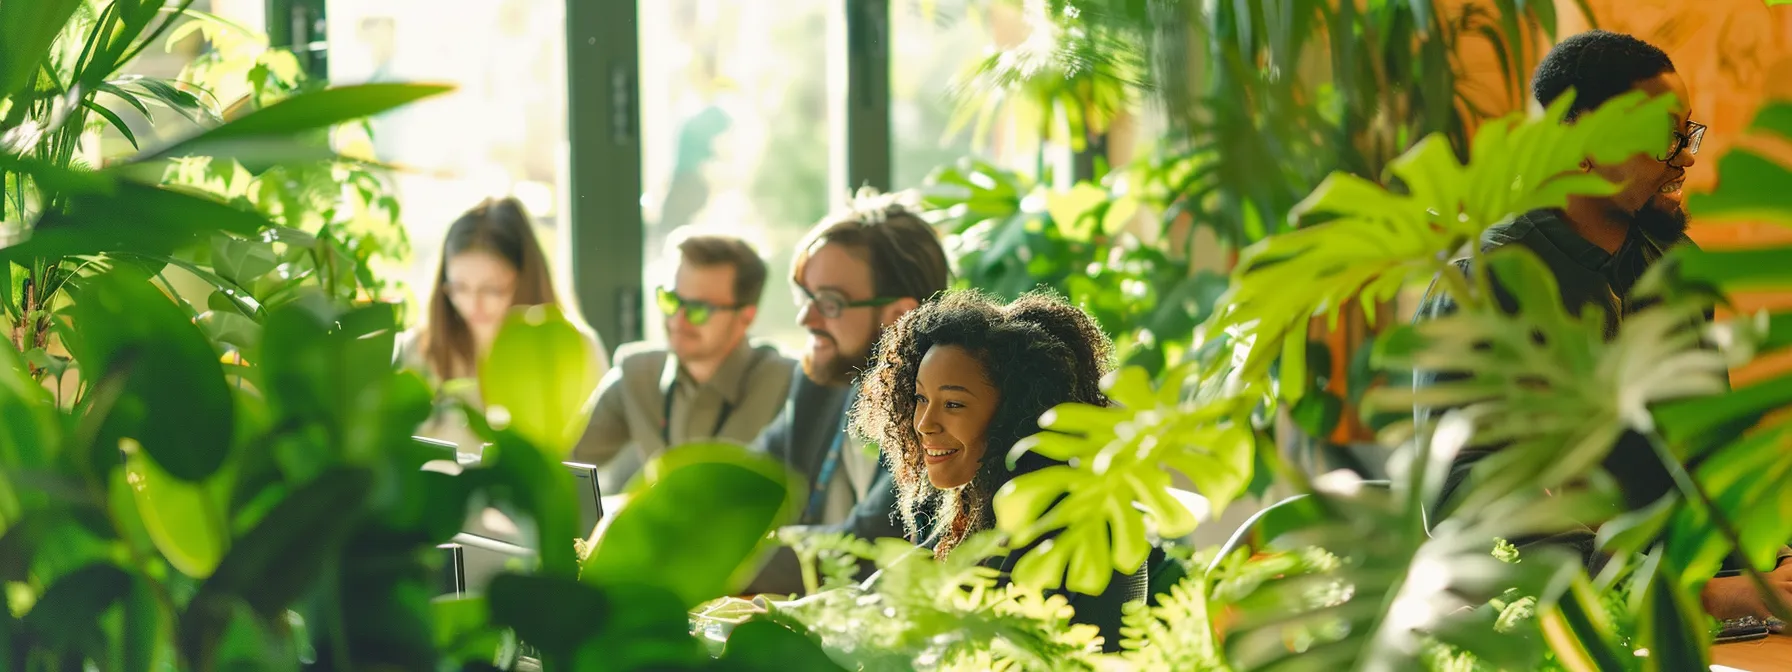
656, 287, 740, 326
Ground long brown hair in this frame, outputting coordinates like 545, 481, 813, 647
420, 197, 558, 380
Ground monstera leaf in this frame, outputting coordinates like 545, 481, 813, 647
1366, 249, 1731, 517
993, 366, 1253, 594
1207, 89, 1679, 403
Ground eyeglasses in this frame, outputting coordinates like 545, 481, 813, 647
656, 287, 739, 326
791, 283, 896, 319
1659, 120, 1706, 163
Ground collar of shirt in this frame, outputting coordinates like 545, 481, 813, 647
657, 339, 761, 405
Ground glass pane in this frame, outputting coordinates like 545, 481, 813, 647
891, 1, 1046, 187
638, 0, 834, 352
326, 0, 569, 318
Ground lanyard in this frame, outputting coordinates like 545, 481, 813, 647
802, 429, 847, 523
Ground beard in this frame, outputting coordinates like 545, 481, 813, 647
801, 332, 873, 388
1632, 199, 1690, 243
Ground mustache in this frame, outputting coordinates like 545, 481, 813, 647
807, 329, 835, 343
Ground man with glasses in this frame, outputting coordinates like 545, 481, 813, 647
572, 233, 795, 492
744, 190, 952, 595
1417, 30, 1792, 622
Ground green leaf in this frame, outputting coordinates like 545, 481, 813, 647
83, 99, 139, 149
479, 304, 602, 460
4, 181, 271, 262
719, 618, 846, 671
1046, 182, 1110, 238
430, 597, 505, 663
138, 83, 455, 166
258, 301, 399, 457
0, 0, 82, 100
1634, 553, 1709, 672
581, 443, 796, 608
196, 310, 261, 352
1210, 89, 1677, 400
179, 467, 374, 668
21, 562, 132, 651
487, 573, 607, 660
0, 341, 60, 517
115, 438, 230, 578
1671, 244, 1792, 292
1654, 373, 1792, 452
63, 267, 234, 481
210, 235, 280, 287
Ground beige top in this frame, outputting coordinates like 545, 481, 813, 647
395, 325, 610, 455
571, 339, 795, 493
573, 338, 799, 491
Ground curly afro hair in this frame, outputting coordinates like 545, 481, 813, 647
1532, 30, 1675, 121
851, 290, 1113, 558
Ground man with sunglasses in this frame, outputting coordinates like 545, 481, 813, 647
572, 234, 795, 492
743, 190, 952, 595
1416, 30, 1792, 623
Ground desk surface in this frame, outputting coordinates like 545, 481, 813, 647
1713, 632, 1792, 671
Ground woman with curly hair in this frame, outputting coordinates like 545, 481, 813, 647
851, 289, 1146, 649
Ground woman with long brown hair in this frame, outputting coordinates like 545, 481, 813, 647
397, 196, 608, 452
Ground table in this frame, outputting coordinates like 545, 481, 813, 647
1712, 632, 1792, 671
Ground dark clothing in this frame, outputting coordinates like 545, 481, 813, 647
954, 452, 1147, 652
743, 370, 906, 595
1417, 209, 1687, 520
1413, 209, 1772, 571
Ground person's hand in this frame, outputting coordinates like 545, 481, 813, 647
1700, 561, 1792, 621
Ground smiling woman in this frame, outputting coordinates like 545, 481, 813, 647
851, 289, 1147, 650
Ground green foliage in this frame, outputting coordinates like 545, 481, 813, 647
922, 158, 1227, 376
994, 366, 1254, 594
1210, 89, 1677, 402
581, 443, 801, 609
480, 304, 603, 459
773, 530, 1107, 671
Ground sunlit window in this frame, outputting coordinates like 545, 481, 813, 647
326, 0, 569, 323
637, 0, 833, 352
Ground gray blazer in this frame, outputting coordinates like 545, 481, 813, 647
745, 370, 905, 595
572, 340, 794, 491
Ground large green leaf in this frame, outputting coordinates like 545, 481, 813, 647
1208, 89, 1678, 401
479, 304, 602, 460
0, 340, 60, 518
114, 438, 229, 578
719, 619, 846, 671
4, 181, 271, 262
994, 366, 1252, 594
580, 443, 797, 609
135, 83, 455, 168
0, 0, 82, 100
487, 575, 705, 669
20, 562, 132, 652
63, 267, 234, 481
179, 466, 373, 669
257, 301, 398, 463
1367, 248, 1727, 516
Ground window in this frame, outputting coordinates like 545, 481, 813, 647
326, 0, 569, 322
636, 0, 834, 352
